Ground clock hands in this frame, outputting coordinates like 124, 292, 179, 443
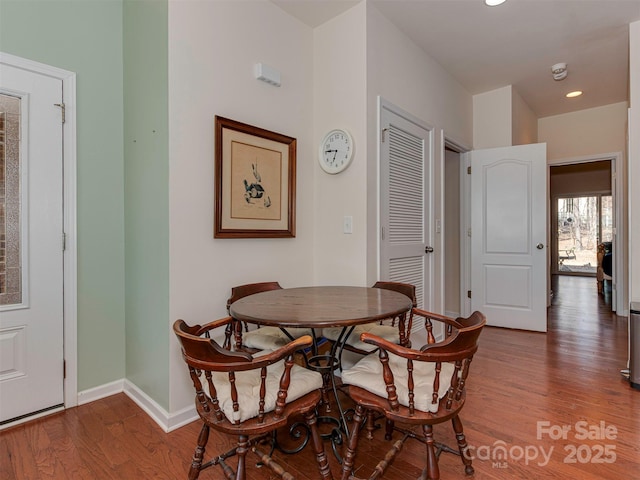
325, 149, 338, 161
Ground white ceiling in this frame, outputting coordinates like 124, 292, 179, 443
272, 0, 640, 118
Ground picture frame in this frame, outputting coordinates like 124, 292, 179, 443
214, 116, 296, 238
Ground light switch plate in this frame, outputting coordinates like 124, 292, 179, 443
343, 216, 353, 234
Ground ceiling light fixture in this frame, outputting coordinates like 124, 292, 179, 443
551, 63, 568, 81
566, 91, 583, 98
485, 0, 507, 5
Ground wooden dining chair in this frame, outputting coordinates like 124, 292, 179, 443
173, 317, 333, 480
368, 281, 417, 348
226, 281, 311, 351
339, 310, 486, 480
322, 281, 417, 357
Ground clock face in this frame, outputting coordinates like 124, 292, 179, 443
319, 129, 354, 174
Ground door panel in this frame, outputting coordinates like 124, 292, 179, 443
471, 144, 547, 332
380, 102, 433, 318
0, 62, 64, 423
484, 161, 531, 253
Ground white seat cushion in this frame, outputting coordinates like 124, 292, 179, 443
341, 352, 456, 413
242, 326, 313, 350
322, 324, 399, 352
205, 357, 323, 423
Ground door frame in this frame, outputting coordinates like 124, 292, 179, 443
441, 138, 471, 319
0, 52, 78, 416
376, 96, 437, 318
548, 152, 626, 315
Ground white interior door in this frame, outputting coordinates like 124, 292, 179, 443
470, 143, 547, 332
0, 62, 64, 423
380, 101, 434, 318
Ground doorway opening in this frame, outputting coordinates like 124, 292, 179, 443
548, 154, 624, 315
556, 194, 613, 275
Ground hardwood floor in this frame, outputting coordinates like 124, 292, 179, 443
2, 275, 638, 479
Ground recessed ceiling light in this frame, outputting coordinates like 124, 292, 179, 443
566, 91, 583, 98
485, 0, 507, 6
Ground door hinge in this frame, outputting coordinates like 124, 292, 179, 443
467, 290, 472, 299
381, 128, 388, 143
467, 166, 471, 174
381, 226, 386, 240
63, 360, 66, 379
54, 102, 66, 123
468, 228, 472, 237
62, 232, 67, 251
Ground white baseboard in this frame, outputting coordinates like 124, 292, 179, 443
166, 404, 198, 432
77, 379, 124, 405
123, 379, 197, 433
77, 378, 197, 433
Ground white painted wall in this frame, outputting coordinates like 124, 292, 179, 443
630, 21, 640, 303
365, 3, 473, 314
313, 3, 368, 286
473, 85, 537, 148
366, 5, 472, 150
167, 0, 315, 411
165, 0, 479, 413
473, 86, 512, 149
512, 88, 538, 145
538, 102, 628, 160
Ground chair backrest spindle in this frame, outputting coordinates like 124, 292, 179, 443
258, 367, 267, 423
229, 371, 240, 424
378, 349, 400, 412
432, 362, 442, 407
372, 281, 417, 347
274, 355, 294, 418
407, 358, 415, 415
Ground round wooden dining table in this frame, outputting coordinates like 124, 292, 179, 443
229, 285, 413, 461
228, 285, 412, 329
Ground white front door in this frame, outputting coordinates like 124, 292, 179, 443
379, 100, 435, 317
0, 62, 64, 423
470, 143, 547, 332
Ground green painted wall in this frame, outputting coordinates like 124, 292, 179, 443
123, 0, 170, 409
0, 0, 126, 390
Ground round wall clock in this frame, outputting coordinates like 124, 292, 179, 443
318, 129, 354, 174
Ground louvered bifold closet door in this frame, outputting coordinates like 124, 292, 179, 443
380, 104, 433, 319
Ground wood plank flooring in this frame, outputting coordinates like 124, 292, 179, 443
2, 275, 638, 479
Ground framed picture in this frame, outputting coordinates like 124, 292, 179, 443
214, 116, 296, 238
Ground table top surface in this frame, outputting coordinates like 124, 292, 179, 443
229, 286, 413, 328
